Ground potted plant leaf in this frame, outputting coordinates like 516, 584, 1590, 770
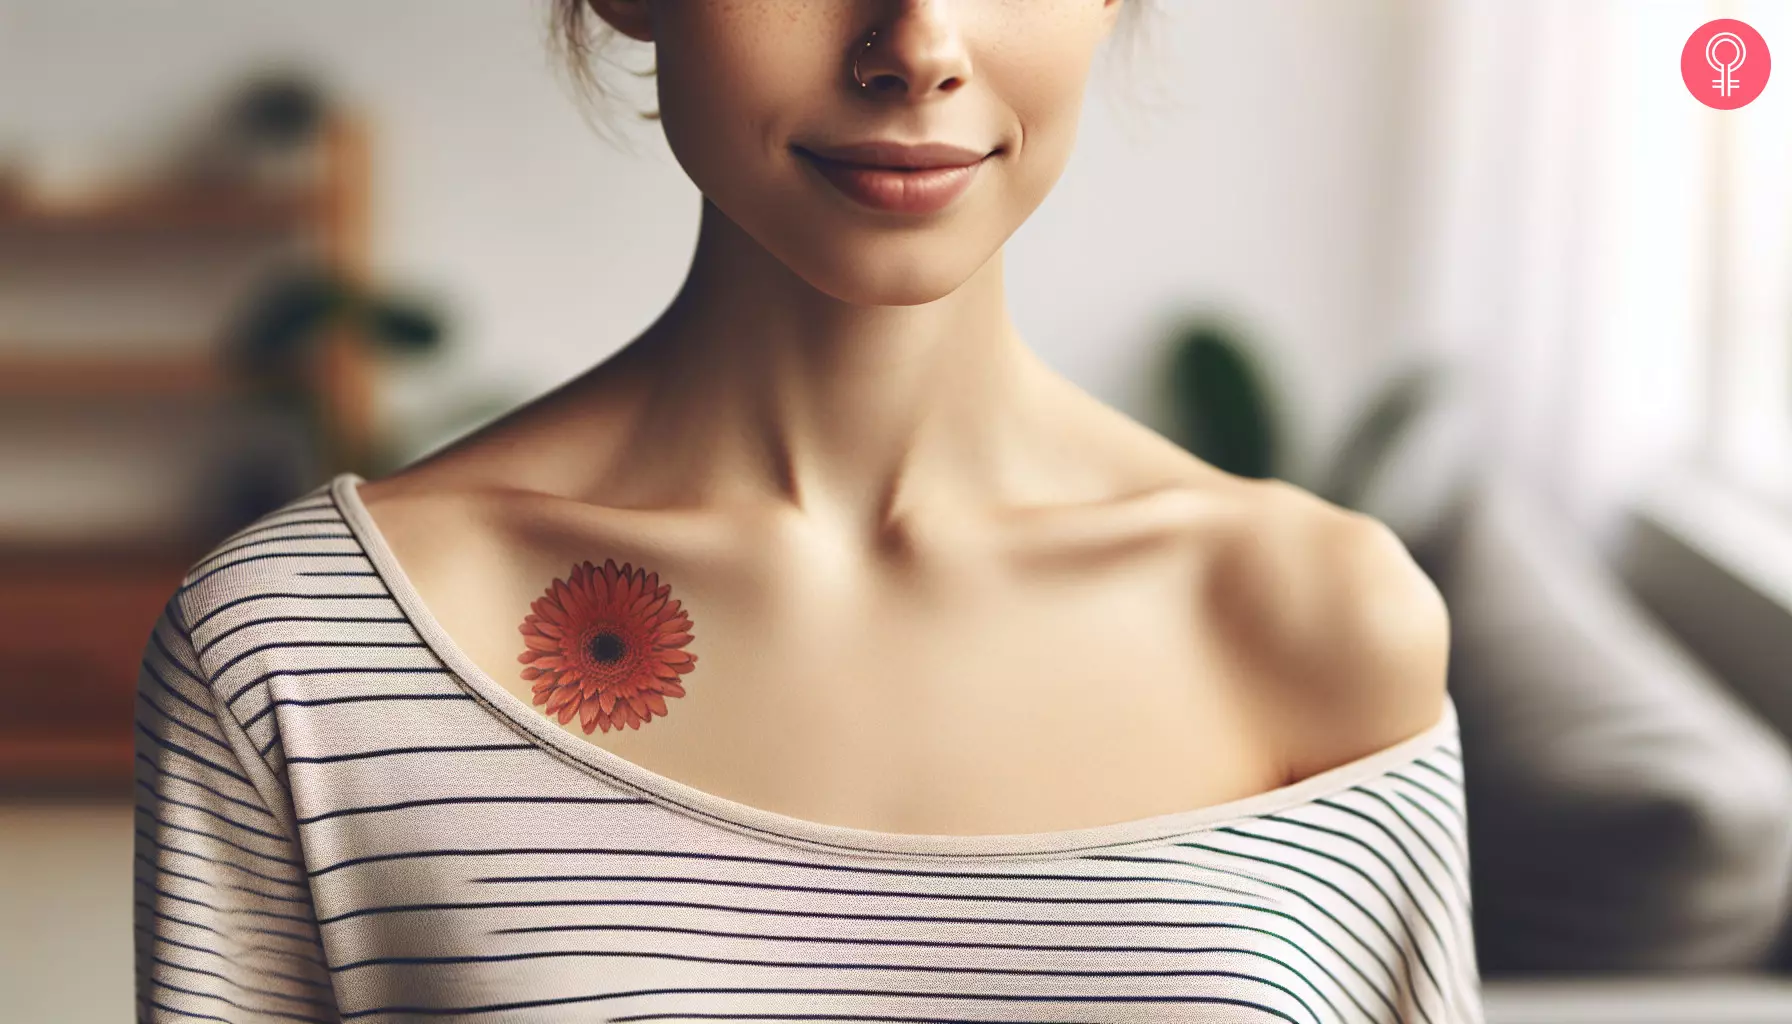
223, 264, 445, 479
1162, 310, 1469, 549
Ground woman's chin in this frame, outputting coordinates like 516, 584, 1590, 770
793, 257, 987, 307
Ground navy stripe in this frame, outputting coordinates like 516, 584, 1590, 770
188, 530, 358, 576
339, 986, 1309, 1022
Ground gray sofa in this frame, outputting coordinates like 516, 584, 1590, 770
1404, 471, 1792, 1022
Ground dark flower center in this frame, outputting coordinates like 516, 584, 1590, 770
587, 631, 626, 664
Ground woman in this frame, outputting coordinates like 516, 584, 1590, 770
135, 2, 1482, 1021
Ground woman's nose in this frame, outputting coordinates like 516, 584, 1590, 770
851, 1, 975, 99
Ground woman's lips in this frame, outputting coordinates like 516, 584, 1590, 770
796, 148, 991, 215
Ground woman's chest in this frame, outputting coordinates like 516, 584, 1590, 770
419, 540, 1294, 837
356, 478, 1309, 837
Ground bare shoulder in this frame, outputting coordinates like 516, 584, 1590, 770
1211, 478, 1452, 779
349, 467, 514, 587
351, 470, 467, 543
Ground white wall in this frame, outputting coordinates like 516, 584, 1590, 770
0, 801, 135, 1024
1, 0, 1419, 470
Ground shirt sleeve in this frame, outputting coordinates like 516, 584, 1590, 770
133, 598, 341, 1023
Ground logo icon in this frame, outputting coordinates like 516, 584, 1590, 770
1683, 19, 1770, 109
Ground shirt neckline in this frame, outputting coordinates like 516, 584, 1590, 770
328, 470, 1461, 863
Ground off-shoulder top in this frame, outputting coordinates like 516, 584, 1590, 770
133, 472, 1484, 1023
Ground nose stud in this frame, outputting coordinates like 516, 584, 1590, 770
852, 28, 879, 90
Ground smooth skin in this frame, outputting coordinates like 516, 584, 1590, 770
354, 0, 1451, 836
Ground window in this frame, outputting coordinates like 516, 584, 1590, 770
1706, 3, 1792, 510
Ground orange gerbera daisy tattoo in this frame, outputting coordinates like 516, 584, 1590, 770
517, 558, 698, 734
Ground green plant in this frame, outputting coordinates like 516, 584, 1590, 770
1166, 315, 1280, 482
229, 267, 442, 365
1319, 361, 1447, 511
224, 265, 447, 475
1163, 310, 1450, 513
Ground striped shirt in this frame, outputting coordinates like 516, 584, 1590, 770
134, 471, 1484, 1023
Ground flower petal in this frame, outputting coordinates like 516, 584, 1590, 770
534, 596, 571, 627
551, 577, 579, 614
606, 559, 629, 598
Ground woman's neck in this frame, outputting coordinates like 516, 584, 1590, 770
575, 197, 1064, 537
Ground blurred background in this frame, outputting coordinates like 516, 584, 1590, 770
4, 0, 1792, 1020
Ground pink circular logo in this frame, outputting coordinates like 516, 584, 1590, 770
1683, 19, 1770, 109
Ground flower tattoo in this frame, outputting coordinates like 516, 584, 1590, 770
517, 558, 698, 733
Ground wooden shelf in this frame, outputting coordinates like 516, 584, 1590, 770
0, 186, 321, 234
0, 547, 198, 797
0, 353, 241, 401
0, 114, 377, 793
0, 737, 135, 797
0, 537, 213, 569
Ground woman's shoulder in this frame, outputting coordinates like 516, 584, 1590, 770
1189, 475, 1453, 782
165, 473, 400, 693
173, 474, 356, 625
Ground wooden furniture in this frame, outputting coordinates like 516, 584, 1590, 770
0, 113, 375, 795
